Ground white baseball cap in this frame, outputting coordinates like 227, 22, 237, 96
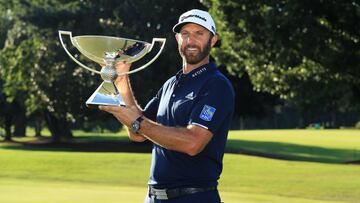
173, 9, 216, 35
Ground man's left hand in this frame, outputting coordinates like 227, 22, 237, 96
99, 105, 141, 127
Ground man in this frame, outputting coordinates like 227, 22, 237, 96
100, 9, 235, 203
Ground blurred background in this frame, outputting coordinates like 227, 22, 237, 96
0, 0, 359, 140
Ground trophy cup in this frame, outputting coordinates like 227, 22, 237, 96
58, 30, 166, 108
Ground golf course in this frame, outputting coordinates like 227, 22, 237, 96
0, 129, 359, 203
1, 1, 359, 202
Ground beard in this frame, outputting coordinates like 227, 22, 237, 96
180, 37, 212, 65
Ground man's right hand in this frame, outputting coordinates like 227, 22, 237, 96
115, 61, 132, 77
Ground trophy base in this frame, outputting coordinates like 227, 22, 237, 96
86, 81, 125, 108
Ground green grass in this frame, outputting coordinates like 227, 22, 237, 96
227, 129, 360, 163
0, 179, 148, 203
1, 129, 360, 202
221, 154, 360, 202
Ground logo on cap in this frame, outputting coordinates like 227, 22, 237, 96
181, 14, 207, 22
173, 9, 216, 35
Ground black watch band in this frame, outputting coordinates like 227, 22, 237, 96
130, 116, 144, 134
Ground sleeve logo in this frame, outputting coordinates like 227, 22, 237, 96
200, 105, 216, 121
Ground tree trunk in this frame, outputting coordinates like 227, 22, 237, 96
13, 109, 27, 137
44, 111, 73, 143
34, 119, 42, 137
240, 116, 245, 130
4, 115, 12, 141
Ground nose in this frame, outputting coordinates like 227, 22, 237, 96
183, 33, 196, 45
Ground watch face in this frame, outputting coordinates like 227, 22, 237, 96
131, 121, 140, 132
131, 116, 143, 133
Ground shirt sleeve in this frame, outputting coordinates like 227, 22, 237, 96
143, 86, 163, 122
189, 77, 234, 134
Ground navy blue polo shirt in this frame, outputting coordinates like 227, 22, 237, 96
143, 62, 235, 188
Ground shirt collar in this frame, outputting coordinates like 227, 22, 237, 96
175, 62, 217, 81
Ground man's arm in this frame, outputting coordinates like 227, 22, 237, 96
113, 62, 146, 142
99, 105, 213, 156
140, 118, 213, 156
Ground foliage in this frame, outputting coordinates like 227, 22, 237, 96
0, 0, 204, 138
356, 121, 360, 129
2, 0, 358, 134
204, 0, 360, 113
0, 0, 94, 138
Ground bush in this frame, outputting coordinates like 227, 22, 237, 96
355, 121, 360, 129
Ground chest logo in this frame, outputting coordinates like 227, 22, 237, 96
200, 105, 216, 121
185, 92, 195, 100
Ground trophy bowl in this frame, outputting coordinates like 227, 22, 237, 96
72, 35, 150, 64
58, 30, 166, 108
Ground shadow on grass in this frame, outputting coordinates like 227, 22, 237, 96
226, 140, 360, 164
0, 136, 152, 153
1, 136, 359, 164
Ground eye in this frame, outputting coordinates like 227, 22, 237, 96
180, 31, 189, 38
196, 31, 204, 36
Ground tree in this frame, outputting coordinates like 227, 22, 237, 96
0, 0, 108, 141
204, 0, 360, 121
0, 1, 26, 140
0, 0, 206, 141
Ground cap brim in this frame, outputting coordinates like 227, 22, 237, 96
172, 22, 188, 33
172, 21, 215, 35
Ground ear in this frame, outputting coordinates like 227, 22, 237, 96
210, 34, 218, 48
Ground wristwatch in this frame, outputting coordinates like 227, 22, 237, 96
130, 116, 144, 134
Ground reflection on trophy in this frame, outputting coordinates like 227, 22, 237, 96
58, 30, 166, 108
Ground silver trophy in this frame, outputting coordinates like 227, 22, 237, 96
58, 30, 166, 108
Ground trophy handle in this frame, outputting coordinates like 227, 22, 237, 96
118, 38, 166, 76
58, 30, 101, 74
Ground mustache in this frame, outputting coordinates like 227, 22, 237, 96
184, 45, 200, 50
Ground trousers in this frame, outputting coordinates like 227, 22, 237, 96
144, 189, 221, 203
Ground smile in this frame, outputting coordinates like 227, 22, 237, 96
186, 47, 199, 52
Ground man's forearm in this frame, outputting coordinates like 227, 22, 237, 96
139, 118, 212, 156
115, 76, 146, 141
115, 76, 140, 110
126, 127, 147, 142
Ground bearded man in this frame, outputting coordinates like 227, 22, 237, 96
100, 9, 235, 203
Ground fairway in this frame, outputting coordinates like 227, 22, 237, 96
1, 129, 360, 202
0, 178, 336, 203
0, 179, 148, 203
227, 129, 360, 163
